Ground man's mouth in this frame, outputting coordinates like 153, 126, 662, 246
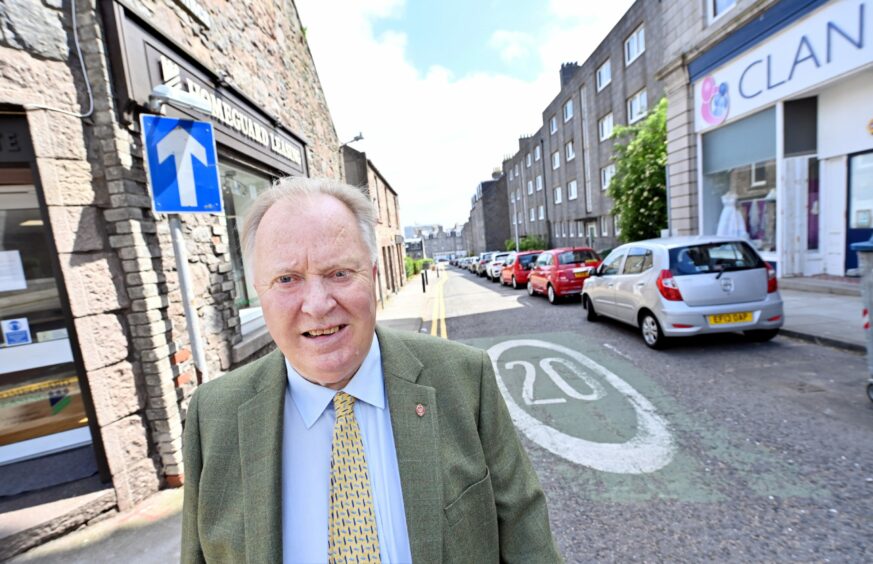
302, 325, 347, 338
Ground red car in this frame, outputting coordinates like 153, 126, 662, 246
500, 250, 542, 289
527, 247, 602, 304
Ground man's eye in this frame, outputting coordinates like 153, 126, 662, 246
276, 274, 297, 284
333, 270, 350, 279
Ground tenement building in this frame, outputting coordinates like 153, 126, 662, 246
502, 0, 664, 254
0, 0, 340, 553
418, 224, 467, 260
659, 0, 873, 278
342, 146, 406, 305
468, 174, 510, 255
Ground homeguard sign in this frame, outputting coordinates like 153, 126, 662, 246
141, 115, 223, 214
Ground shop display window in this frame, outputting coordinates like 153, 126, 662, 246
849, 152, 873, 229
1, 172, 89, 457
702, 108, 777, 253
220, 161, 273, 335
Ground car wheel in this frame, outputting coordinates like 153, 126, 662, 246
744, 329, 779, 342
583, 295, 599, 322
640, 312, 666, 350
512, 276, 518, 290
491, 274, 499, 283
547, 285, 558, 305
527, 280, 535, 296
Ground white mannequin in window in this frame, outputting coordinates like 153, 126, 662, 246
716, 191, 749, 238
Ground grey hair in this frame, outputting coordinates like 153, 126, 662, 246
240, 176, 379, 276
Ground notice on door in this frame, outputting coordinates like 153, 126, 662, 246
0, 250, 27, 292
1, 318, 32, 346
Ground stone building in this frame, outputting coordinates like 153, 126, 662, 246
502, 0, 665, 254
659, 0, 873, 279
418, 224, 467, 260
468, 175, 510, 255
0, 0, 339, 553
404, 237, 424, 260
342, 146, 406, 305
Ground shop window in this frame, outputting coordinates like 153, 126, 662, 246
1, 171, 92, 464
849, 151, 873, 229
702, 108, 777, 253
219, 161, 273, 335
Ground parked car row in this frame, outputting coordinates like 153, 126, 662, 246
454, 235, 785, 350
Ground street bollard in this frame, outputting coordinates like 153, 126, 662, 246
850, 235, 873, 403
421, 270, 426, 293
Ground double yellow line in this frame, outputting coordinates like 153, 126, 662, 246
429, 274, 448, 339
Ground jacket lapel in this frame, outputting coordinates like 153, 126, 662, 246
238, 350, 286, 564
377, 326, 443, 564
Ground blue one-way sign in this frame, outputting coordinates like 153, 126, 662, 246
140, 115, 223, 214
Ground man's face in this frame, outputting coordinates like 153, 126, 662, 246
252, 194, 377, 389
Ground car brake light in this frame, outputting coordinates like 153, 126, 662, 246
766, 262, 777, 293
656, 269, 683, 301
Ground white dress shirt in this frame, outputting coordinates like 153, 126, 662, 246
281, 334, 412, 563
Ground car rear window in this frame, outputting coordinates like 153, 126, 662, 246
557, 250, 598, 265
519, 253, 539, 267
669, 241, 765, 276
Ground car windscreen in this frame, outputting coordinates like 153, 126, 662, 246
557, 250, 598, 265
519, 254, 539, 267
669, 241, 765, 276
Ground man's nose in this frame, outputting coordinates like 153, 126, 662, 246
299, 276, 336, 317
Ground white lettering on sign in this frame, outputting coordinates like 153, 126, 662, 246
694, 0, 872, 132
179, 78, 301, 166
488, 339, 675, 474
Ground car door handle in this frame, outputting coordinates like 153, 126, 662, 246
634, 282, 646, 287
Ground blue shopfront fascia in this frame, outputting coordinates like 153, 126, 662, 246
693, 0, 873, 133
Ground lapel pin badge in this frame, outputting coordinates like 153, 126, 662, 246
415, 403, 426, 417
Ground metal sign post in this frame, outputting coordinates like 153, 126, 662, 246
141, 114, 223, 382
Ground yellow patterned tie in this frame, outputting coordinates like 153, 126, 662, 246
328, 392, 381, 563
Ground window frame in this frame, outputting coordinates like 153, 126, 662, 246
527, 179, 533, 195
601, 163, 616, 191
568, 179, 578, 201
596, 59, 611, 91
536, 175, 543, 191
707, 0, 737, 25
627, 89, 648, 124
549, 115, 558, 134
530, 208, 535, 222
601, 216, 609, 236
565, 140, 575, 161
534, 145, 541, 161
563, 99, 574, 122
526, 153, 532, 167
554, 185, 563, 204
538, 205, 544, 220
624, 25, 645, 66
552, 151, 561, 170
598, 112, 614, 141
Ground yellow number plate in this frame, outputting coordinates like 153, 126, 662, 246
708, 312, 753, 325
574, 271, 587, 278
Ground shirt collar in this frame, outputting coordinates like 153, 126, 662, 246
285, 333, 384, 429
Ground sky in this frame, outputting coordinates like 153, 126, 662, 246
295, 0, 635, 228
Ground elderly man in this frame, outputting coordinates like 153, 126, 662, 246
181, 177, 561, 563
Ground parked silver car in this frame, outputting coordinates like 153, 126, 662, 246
487, 252, 512, 281
581, 236, 784, 349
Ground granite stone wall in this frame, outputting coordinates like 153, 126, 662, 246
0, 0, 340, 513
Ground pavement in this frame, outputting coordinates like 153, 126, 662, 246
7, 269, 869, 562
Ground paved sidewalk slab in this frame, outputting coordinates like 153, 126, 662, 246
780, 289, 866, 352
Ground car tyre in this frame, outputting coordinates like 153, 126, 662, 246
640, 312, 667, 350
512, 276, 518, 290
527, 280, 535, 296
744, 329, 779, 342
547, 285, 558, 305
583, 295, 599, 322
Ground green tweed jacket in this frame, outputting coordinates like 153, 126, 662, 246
180, 325, 561, 563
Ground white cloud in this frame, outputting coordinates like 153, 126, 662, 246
295, 0, 632, 227
488, 30, 535, 64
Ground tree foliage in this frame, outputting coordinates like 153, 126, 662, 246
607, 97, 668, 243
505, 235, 547, 251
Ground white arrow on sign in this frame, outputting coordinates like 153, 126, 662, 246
156, 126, 208, 208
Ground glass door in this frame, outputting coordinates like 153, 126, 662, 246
0, 168, 92, 465
847, 151, 873, 271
